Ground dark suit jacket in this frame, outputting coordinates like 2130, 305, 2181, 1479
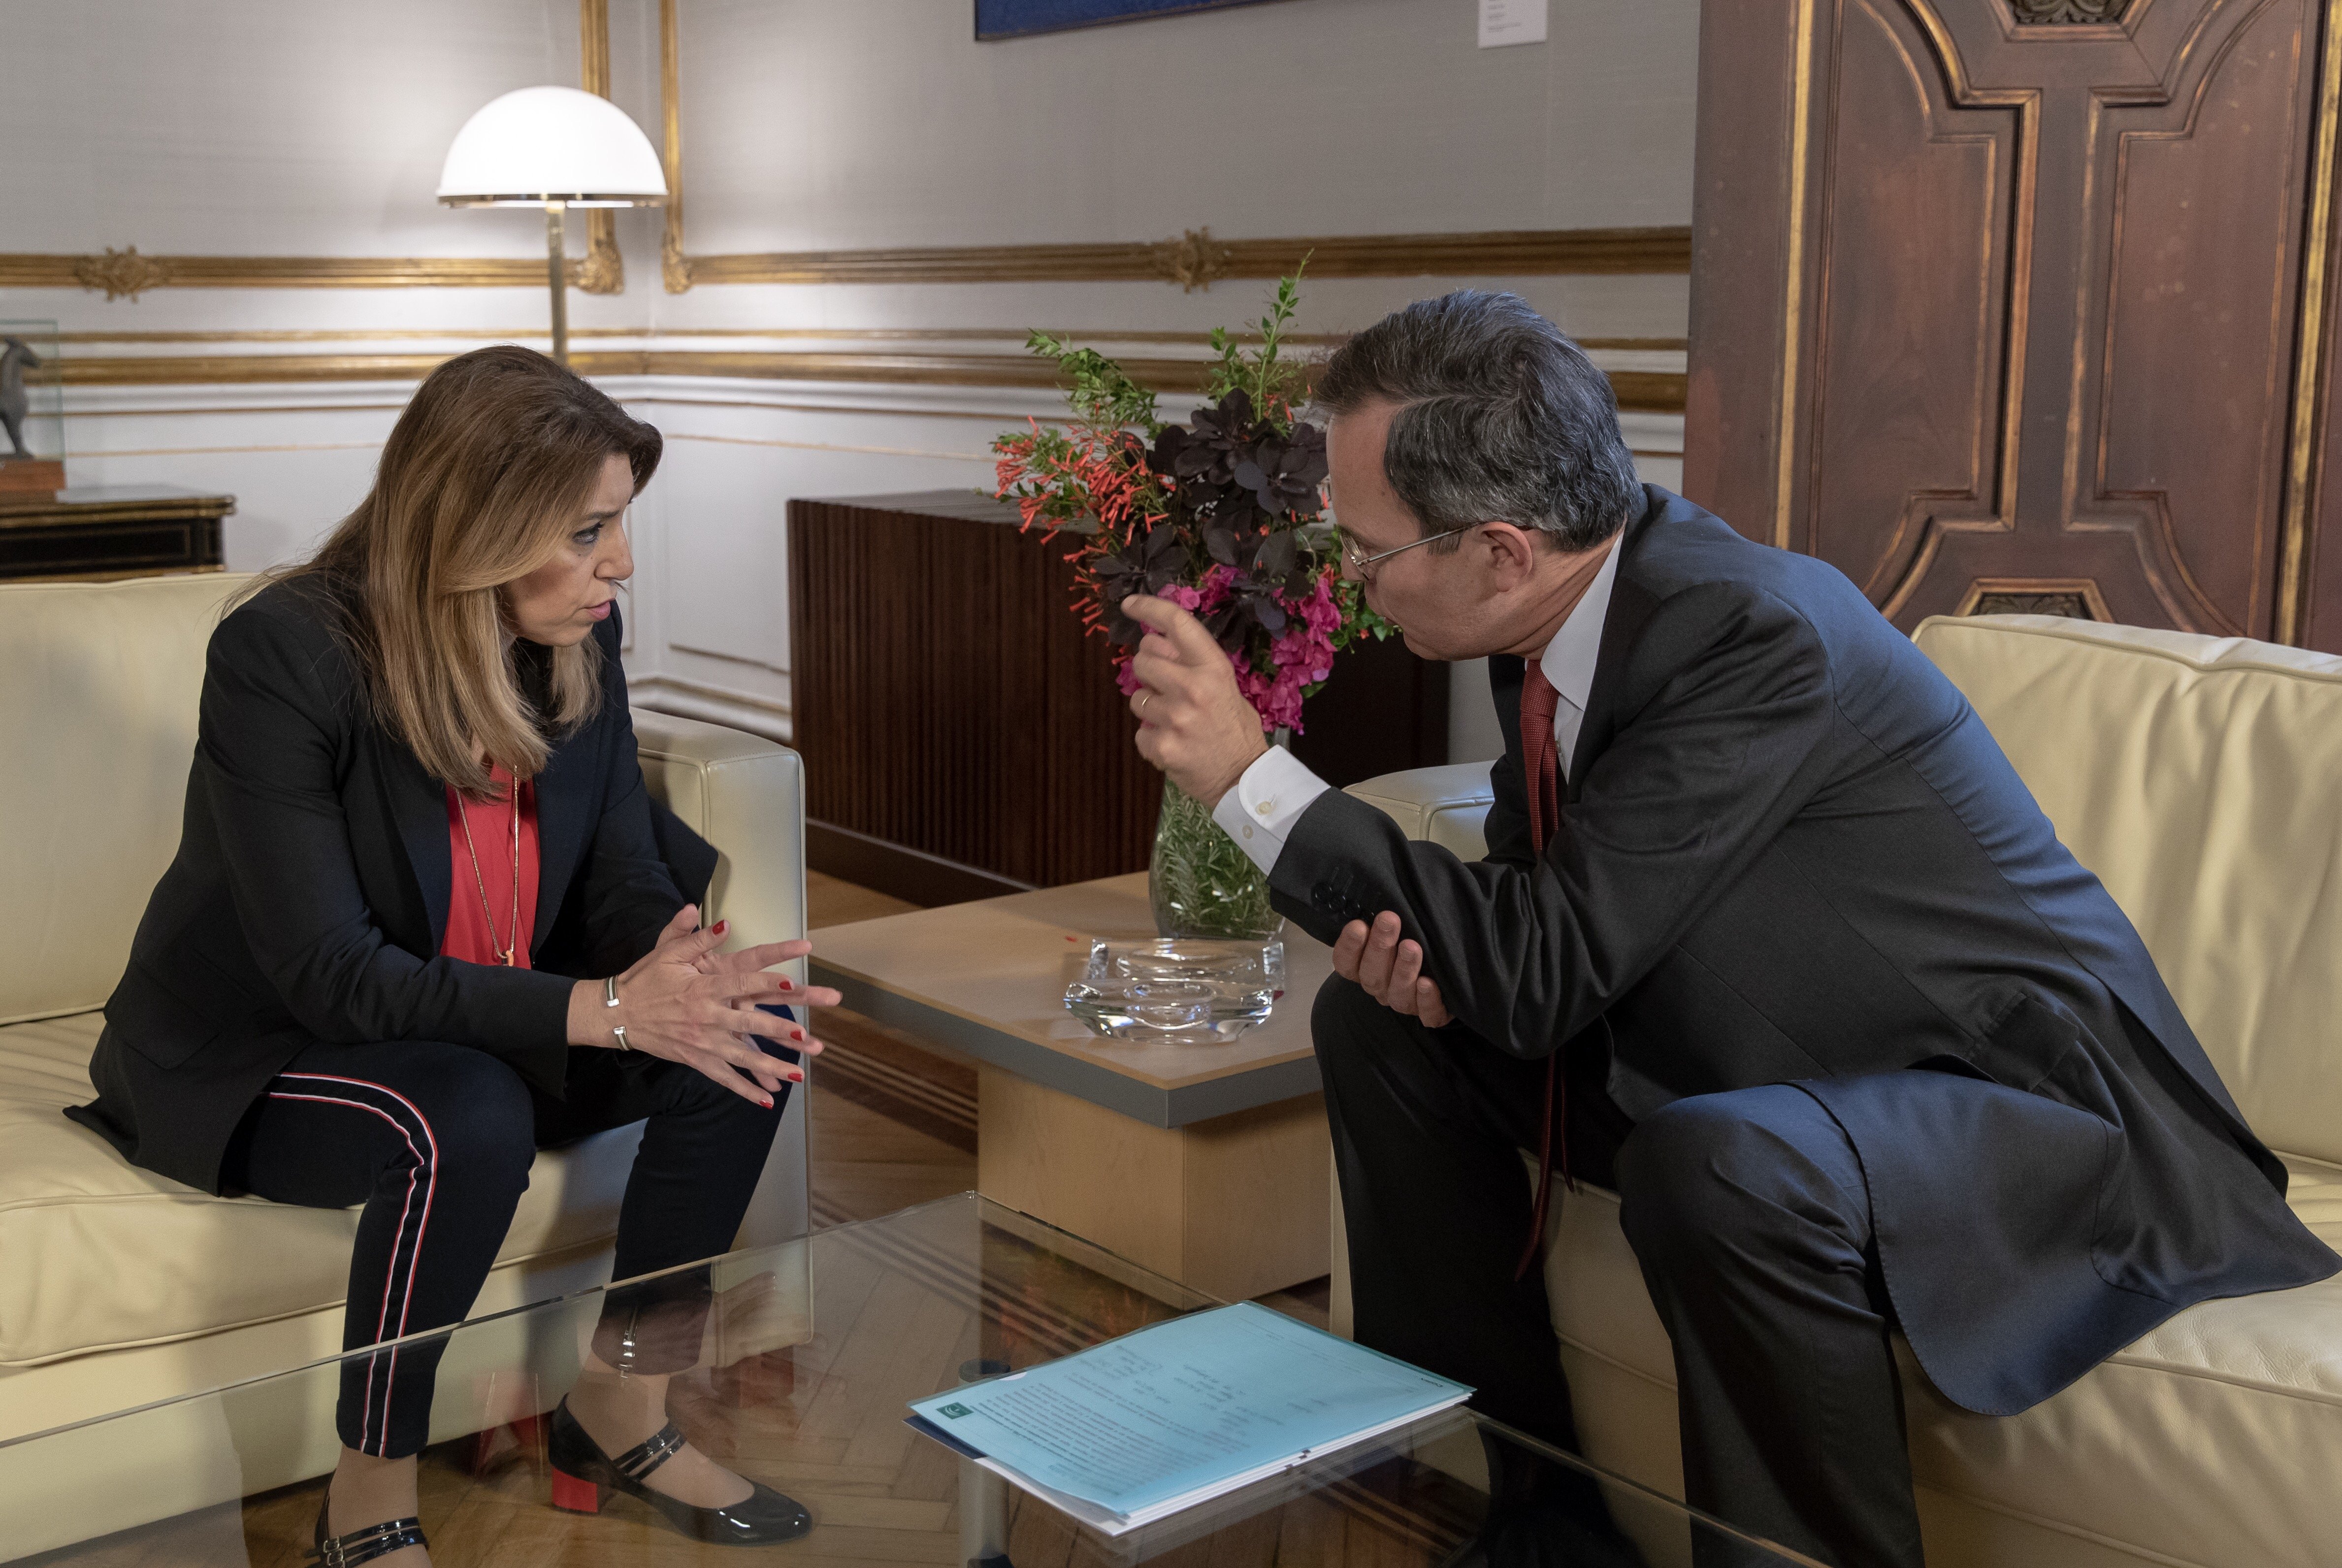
68, 575, 716, 1197
1276, 486, 2338, 1415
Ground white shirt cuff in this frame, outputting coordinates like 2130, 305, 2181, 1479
1209, 746, 1333, 876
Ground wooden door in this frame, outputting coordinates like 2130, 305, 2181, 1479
1685, 0, 2342, 646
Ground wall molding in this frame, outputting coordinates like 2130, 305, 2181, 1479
47, 347, 1686, 410
51, 327, 1686, 350
626, 672, 791, 742
0, 252, 563, 297
1, 224, 1694, 302
674, 227, 1692, 290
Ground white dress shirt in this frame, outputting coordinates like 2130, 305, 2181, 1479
1211, 537, 1622, 875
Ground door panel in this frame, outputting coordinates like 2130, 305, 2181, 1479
1687, 0, 2342, 646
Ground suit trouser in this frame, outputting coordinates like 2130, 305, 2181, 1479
1313, 976, 1926, 1568
223, 1016, 794, 1460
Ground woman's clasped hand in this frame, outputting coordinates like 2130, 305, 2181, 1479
567, 903, 839, 1108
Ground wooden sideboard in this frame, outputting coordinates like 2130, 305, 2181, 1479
787, 490, 1449, 905
0, 487, 234, 581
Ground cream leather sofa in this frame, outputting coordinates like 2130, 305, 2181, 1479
1334, 615, 2342, 1568
0, 573, 810, 1560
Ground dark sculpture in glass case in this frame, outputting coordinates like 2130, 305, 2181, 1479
1, 336, 41, 460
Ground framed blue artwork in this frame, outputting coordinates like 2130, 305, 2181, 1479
976, 0, 1286, 42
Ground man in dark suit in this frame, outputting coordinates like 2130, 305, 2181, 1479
1121, 291, 2337, 1566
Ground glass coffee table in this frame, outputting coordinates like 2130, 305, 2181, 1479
3, 1194, 1814, 1567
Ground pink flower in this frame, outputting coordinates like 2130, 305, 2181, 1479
1125, 575, 1345, 735
1291, 573, 1343, 638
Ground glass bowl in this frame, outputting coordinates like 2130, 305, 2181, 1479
1062, 937, 1287, 1043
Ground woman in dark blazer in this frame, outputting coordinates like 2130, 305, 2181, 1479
70, 347, 832, 1565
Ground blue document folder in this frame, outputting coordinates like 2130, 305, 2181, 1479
906, 1301, 1473, 1533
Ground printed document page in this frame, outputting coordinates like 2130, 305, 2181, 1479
907, 1301, 1471, 1530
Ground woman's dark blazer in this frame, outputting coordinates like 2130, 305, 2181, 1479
67, 575, 717, 1197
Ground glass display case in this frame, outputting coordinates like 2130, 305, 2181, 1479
0, 318, 64, 496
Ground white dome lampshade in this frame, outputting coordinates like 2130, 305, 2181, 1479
437, 86, 667, 207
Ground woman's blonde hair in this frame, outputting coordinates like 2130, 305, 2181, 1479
283, 346, 662, 797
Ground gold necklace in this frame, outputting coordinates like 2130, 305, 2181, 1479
455, 774, 522, 966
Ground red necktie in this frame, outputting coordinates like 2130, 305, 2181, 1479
1515, 663, 1569, 1279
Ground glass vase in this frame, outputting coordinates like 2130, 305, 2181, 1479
1148, 778, 1285, 941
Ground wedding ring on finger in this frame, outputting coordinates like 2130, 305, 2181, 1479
1138, 691, 1152, 715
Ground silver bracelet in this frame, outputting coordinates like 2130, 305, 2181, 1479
604, 975, 631, 1050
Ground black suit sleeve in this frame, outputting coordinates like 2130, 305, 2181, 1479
568, 610, 694, 976
1270, 584, 1839, 1060
200, 602, 575, 1090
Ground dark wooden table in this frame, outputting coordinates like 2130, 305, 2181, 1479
787, 489, 1448, 906
0, 486, 235, 581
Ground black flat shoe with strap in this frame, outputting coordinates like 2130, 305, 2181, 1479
547, 1396, 812, 1546
308, 1485, 428, 1567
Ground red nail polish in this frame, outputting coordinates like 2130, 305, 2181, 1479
778, 980, 795, 991
713, 919, 728, 935
789, 1028, 806, 1042
787, 1071, 804, 1082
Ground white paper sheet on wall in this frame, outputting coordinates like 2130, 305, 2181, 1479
1479, 0, 1549, 50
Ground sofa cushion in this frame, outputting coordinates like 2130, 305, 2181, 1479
0, 575, 256, 1027
0, 1011, 639, 1367
1346, 762, 1496, 861
1545, 1158, 2342, 1567
1913, 615, 2342, 1168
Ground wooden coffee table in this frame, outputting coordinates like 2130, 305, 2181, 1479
809, 873, 1333, 1302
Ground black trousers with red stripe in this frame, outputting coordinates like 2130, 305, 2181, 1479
224, 1023, 792, 1459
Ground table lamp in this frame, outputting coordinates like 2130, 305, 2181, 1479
437, 86, 667, 364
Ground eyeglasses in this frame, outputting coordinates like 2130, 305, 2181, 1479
1340, 525, 1470, 583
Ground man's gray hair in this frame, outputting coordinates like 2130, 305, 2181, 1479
1313, 291, 1642, 553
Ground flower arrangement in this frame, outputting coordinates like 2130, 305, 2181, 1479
989, 273, 1388, 941
990, 272, 1389, 736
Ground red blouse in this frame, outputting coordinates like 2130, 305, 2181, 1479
441, 764, 541, 968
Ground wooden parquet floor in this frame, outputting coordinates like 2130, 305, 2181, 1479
21, 874, 1348, 1568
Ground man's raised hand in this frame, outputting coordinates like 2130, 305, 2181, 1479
1332, 910, 1453, 1027
1122, 594, 1269, 807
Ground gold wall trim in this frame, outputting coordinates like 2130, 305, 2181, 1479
576, 0, 624, 295
0, 252, 559, 297
674, 227, 1691, 290
50, 348, 1687, 411
52, 326, 1685, 351
2, 226, 1695, 300
660, 0, 692, 293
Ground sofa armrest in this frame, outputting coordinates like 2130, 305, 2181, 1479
633, 710, 807, 951
632, 710, 809, 1251
1345, 762, 1496, 859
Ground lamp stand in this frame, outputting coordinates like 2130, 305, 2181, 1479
544, 202, 570, 365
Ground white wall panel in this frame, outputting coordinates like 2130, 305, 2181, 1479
60, 385, 405, 571
0, 0, 586, 257
675, 0, 1699, 253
